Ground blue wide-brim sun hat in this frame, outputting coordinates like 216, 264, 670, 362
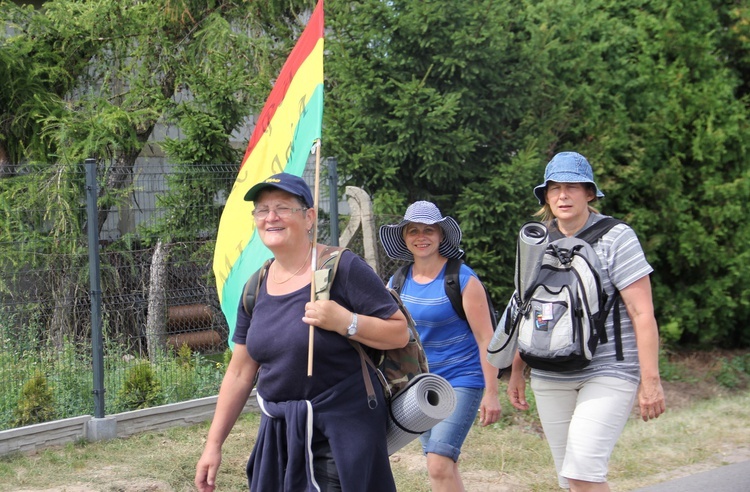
379, 201, 464, 262
533, 152, 605, 205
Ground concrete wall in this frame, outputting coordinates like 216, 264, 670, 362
0, 392, 259, 456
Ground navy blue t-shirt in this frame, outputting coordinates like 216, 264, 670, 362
233, 250, 399, 402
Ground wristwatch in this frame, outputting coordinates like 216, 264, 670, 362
345, 312, 358, 338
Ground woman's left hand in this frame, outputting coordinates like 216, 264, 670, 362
303, 299, 351, 335
638, 377, 666, 422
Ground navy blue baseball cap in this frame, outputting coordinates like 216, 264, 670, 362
243, 173, 314, 208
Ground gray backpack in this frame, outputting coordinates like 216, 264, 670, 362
516, 218, 625, 371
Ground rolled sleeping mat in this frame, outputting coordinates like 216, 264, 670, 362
514, 221, 549, 302
386, 373, 456, 455
487, 294, 520, 371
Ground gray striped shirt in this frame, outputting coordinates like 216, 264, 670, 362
531, 213, 653, 385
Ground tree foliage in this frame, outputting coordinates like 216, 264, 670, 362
325, 0, 534, 212
325, 0, 750, 347
3, 0, 749, 348
0, 0, 312, 343
1, 0, 310, 229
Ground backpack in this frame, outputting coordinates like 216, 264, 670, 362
515, 218, 626, 372
241, 246, 429, 409
391, 258, 498, 329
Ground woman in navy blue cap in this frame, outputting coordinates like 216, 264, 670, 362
195, 173, 409, 492
507, 152, 666, 491
380, 201, 501, 491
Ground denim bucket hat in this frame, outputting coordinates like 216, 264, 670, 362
244, 172, 314, 208
379, 201, 464, 262
533, 152, 605, 205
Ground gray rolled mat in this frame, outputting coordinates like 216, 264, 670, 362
514, 221, 549, 302
487, 294, 520, 370
386, 373, 456, 455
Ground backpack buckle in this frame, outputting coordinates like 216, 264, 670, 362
367, 395, 378, 409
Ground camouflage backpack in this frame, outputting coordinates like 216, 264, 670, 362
241, 246, 428, 410
352, 286, 428, 409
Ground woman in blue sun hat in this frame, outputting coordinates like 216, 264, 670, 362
507, 151, 666, 491
380, 201, 501, 491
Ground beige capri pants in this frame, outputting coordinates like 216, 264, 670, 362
531, 376, 638, 488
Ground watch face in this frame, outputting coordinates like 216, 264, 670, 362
347, 313, 358, 337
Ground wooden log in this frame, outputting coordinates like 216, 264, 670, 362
167, 304, 213, 331
166, 330, 221, 351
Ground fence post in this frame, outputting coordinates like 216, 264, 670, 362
85, 158, 106, 419
328, 157, 339, 246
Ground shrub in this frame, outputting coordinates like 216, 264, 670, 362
222, 347, 232, 369
13, 371, 55, 427
50, 338, 94, 417
659, 349, 690, 382
715, 356, 750, 390
115, 363, 164, 411
176, 343, 193, 369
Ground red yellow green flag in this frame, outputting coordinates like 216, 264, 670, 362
213, 0, 324, 344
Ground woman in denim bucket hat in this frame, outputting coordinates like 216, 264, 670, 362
533, 151, 605, 207
507, 152, 666, 491
380, 201, 501, 491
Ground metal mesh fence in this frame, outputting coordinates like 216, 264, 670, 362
0, 161, 405, 431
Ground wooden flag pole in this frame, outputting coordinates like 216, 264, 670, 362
308, 139, 322, 377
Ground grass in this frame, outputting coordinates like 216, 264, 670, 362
0, 350, 748, 492
0, 327, 229, 431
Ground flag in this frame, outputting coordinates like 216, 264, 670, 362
213, 0, 324, 345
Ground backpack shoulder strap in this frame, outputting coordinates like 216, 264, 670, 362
578, 217, 627, 361
242, 245, 352, 316
318, 245, 348, 267
548, 217, 626, 243
444, 258, 466, 320
390, 263, 411, 293
352, 285, 424, 409
314, 246, 349, 301
242, 258, 273, 316
577, 217, 625, 245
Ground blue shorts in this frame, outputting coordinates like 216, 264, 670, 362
419, 386, 482, 462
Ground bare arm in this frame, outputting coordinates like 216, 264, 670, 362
507, 351, 529, 411
462, 277, 502, 426
620, 275, 666, 421
195, 345, 259, 492
302, 299, 409, 350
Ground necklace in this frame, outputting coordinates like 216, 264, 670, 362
272, 245, 313, 284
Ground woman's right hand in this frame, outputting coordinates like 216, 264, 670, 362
194, 344, 257, 491
507, 370, 529, 411
507, 352, 530, 411
195, 446, 221, 492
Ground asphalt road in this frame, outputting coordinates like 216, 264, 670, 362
631, 461, 750, 492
